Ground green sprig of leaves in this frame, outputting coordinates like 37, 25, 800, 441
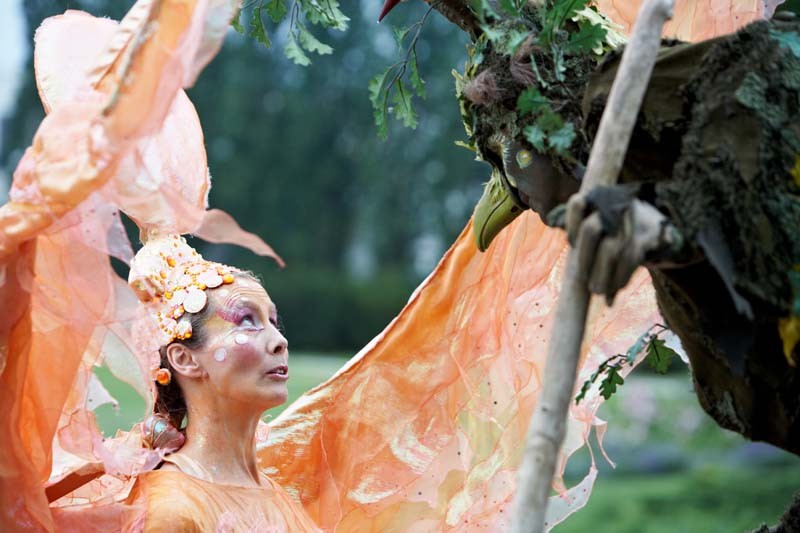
646, 338, 676, 374
517, 87, 549, 116
521, 106, 576, 156
567, 18, 606, 54
540, 0, 588, 46
502, 0, 607, 161
575, 354, 626, 404
233, 0, 347, 65
575, 324, 681, 404
250, 5, 272, 47
369, 7, 433, 139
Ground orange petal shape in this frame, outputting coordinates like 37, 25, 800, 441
0, 1, 240, 530
35, 9, 210, 236
195, 209, 286, 266
594, 0, 781, 41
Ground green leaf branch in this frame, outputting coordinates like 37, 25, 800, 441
369, 6, 434, 139
232, 0, 347, 65
575, 324, 681, 404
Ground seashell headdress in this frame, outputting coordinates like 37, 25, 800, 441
128, 234, 237, 348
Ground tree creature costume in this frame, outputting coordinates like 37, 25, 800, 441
0, 1, 660, 531
465, 2, 800, 452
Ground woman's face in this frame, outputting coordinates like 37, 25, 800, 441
190, 277, 289, 411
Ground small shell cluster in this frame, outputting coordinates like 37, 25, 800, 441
129, 234, 236, 346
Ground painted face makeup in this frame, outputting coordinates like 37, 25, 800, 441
216, 304, 260, 328
193, 278, 289, 410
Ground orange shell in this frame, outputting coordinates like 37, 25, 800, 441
154, 368, 171, 386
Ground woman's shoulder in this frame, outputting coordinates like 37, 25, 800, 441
128, 470, 211, 532
129, 468, 321, 532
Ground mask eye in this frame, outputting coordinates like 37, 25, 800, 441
516, 149, 533, 169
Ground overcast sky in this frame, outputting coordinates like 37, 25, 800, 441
0, 0, 27, 199
0, 0, 26, 120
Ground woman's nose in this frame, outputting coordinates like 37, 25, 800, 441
267, 333, 288, 356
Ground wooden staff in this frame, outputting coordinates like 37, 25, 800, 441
510, 0, 675, 531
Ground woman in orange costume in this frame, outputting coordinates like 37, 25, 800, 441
0, 0, 774, 531
122, 235, 322, 531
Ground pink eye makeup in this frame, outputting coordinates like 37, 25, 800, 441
217, 304, 262, 330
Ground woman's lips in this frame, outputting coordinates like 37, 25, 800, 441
265, 365, 289, 381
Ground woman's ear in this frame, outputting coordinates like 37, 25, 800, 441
166, 343, 204, 379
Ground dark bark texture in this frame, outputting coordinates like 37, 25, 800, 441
581, 20, 800, 454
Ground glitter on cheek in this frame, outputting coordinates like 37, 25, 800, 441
213, 348, 227, 362
234, 333, 248, 345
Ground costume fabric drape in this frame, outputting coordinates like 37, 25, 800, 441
0, 0, 774, 531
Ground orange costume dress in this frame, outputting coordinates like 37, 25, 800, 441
0, 0, 777, 531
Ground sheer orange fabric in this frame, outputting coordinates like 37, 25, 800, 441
0, 1, 770, 531
260, 218, 658, 531
594, 0, 781, 40
0, 2, 274, 530
128, 471, 321, 532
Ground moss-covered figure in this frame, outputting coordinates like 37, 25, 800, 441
466, 16, 800, 453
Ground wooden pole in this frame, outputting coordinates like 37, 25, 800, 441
510, 0, 675, 531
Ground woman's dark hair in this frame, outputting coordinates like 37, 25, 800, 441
153, 271, 261, 429
154, 303, 213, 429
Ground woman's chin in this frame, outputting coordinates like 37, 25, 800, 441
253, 386, 288, 411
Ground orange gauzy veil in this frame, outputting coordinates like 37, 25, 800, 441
0, 0, 778, 531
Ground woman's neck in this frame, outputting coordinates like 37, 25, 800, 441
177, 402, 263, 488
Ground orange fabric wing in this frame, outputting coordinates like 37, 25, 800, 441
259, 215, 659, 531
0, 2, 241, 530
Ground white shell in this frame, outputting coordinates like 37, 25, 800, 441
234, 333, 248, 345
188, 264, 205, 275
176, 319, 192, 337
171, 288, 187, 306
213, 348, 227, 362
159, 316, 179, 337
198, 271, 223, 288
178, 274, 193, 286
183, 287, 208, 313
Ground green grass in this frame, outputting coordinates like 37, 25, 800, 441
555, 465, 799, 533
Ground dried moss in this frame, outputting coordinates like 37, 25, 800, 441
461, 24, 599, 173
582, 20, 800, 314
659, 20, 800, 312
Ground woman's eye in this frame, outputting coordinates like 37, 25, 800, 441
269, 315, 284, 333
240, 314, 257, 327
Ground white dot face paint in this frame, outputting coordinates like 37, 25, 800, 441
213, 348, 227, 362
234, 333, 249, 345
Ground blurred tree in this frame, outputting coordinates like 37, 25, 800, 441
1, 0, 487, 351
